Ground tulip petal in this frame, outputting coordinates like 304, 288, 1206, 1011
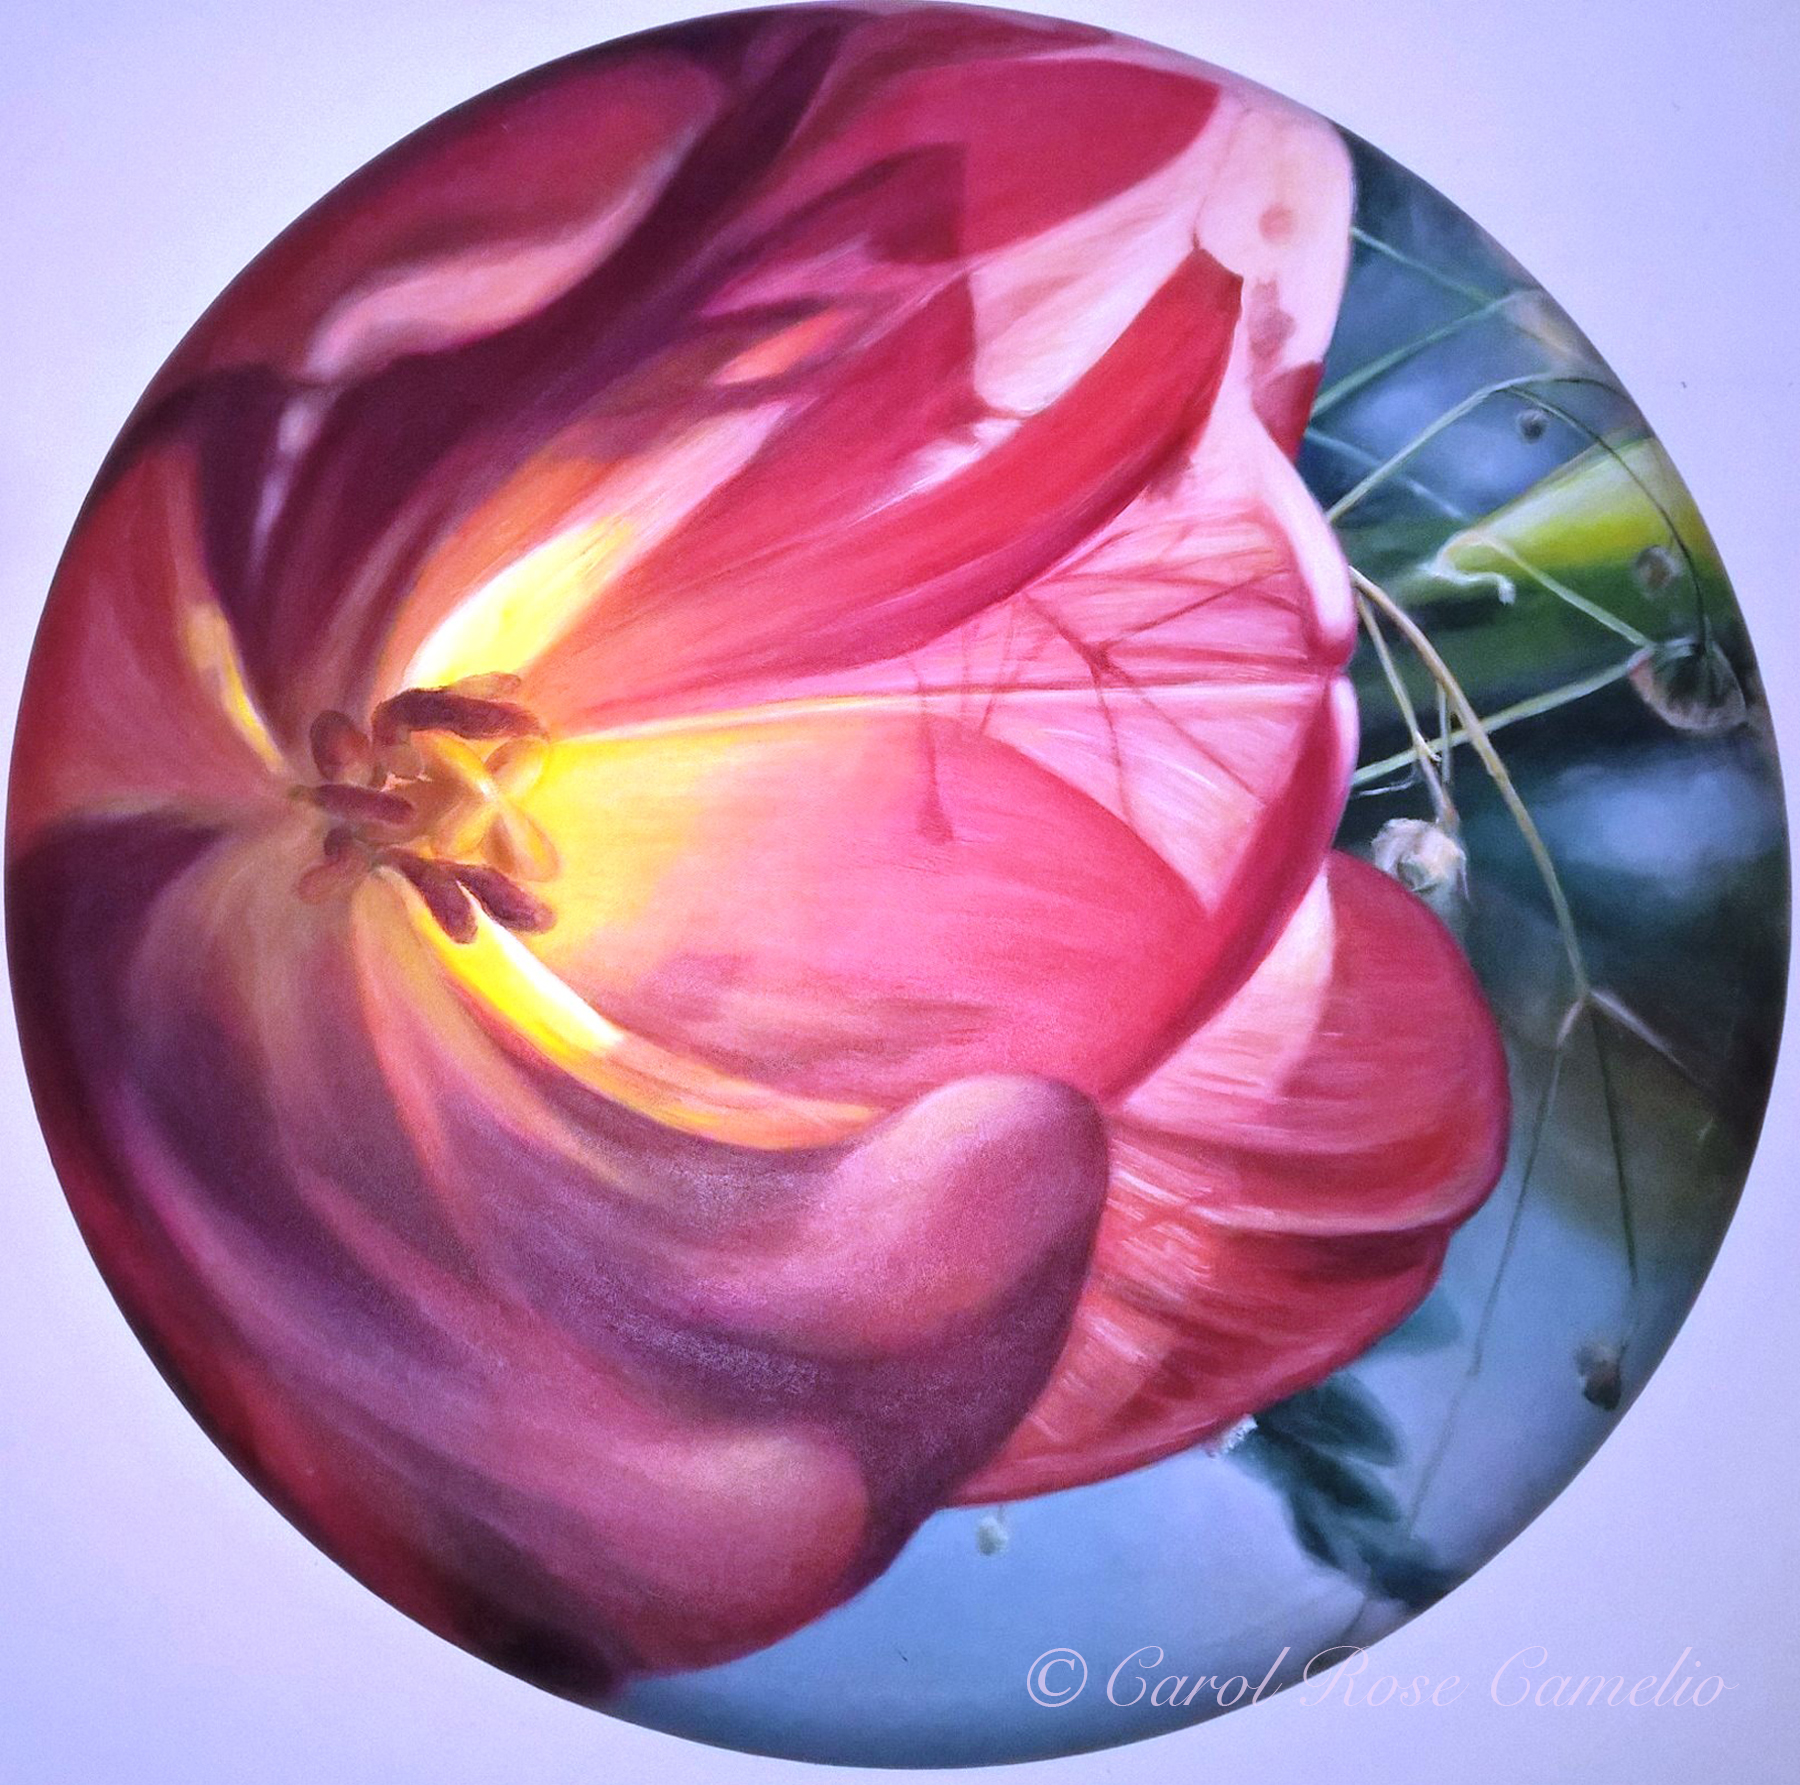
881, 405, 1359, 1023
546, 401, 1358, 1062
511, 708, 1212, 1109
105, 10, 1232, 747
516, 247, 1242, 730
961, 853, 1510, 1499
8, 813, 1108, 1681
11, 441, 286, 842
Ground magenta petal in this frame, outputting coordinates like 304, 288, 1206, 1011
9, 815, 1107, 1682
106, 9, 1228, 744
513, 709, 1214, 1108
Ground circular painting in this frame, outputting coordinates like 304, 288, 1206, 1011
9, 2, 1785, 1768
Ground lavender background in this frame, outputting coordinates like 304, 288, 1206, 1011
3, 1, 1796, 1780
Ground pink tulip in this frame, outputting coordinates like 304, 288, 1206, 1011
8, 4, 1508, 1694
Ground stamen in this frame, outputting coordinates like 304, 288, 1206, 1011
292, 675, 561, 940
294, 825, 368, 903
309, 709, 372, 782
371, 686, 544, 746
446, 671, 523, 700
320, 822, 361, 862
375, 738, 426, 781
301, 783, 417, 829
385, 850, 478, 943
448, 863, 555, 933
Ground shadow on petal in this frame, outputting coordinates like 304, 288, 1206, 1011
8, 812, 1108, 1685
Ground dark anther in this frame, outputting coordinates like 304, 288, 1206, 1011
309, 710, 373, 782
302, 783, 417, 829
371, 687, 545, 747
384, 850, 479, 944
448, 863, 556, 933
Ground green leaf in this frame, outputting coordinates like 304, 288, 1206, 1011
1253, 1379, 1401, 1465
1433, 434, 1723, 593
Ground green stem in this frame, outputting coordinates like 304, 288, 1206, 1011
1353, 653, 1643, 787
1357, 597, 1453, 820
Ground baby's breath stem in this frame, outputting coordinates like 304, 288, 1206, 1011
1456, 531, 1653, 648
1348, 226, 1500, 305
1326, 374, 1623, 527
1312, 291, 1527, 420
1354, 564, 1643, 1334
1352, 652, 1643, 787
1356, 596, 1453, 822
1409, 1040, 1568, 1528
1351, 568, 1588, 1000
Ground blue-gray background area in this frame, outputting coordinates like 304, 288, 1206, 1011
2, 2, 1796, 1782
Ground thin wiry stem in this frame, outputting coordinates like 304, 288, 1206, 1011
1590, 1013, 1644, 1321
1591, 988, 1700, 1085
1316, 427, 1655, 655
1315, 428, 1658, 658
1410, 1040, 1568, 1527
1325, 369, 1709, 643
1313, 291, 1528, 419
1350, 226, 1501, 305
1447, 530, 1653, 649
1356, 563, 1643, 1351
1323, 1039, 1564, 1652
1325, 374, 1626, 526
1357, 596, 1453, 821
1352, 653, 1643, 787
1304, 428, 1468, 519
1352, 567, 1588, 1000
1296, 257, 1660, 1625
1505, 391, 1712, 644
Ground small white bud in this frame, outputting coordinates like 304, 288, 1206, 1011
1205, 1415, 1257, 1457
1372, 818, 1467, 896
1576, 1339, 1624, 1411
